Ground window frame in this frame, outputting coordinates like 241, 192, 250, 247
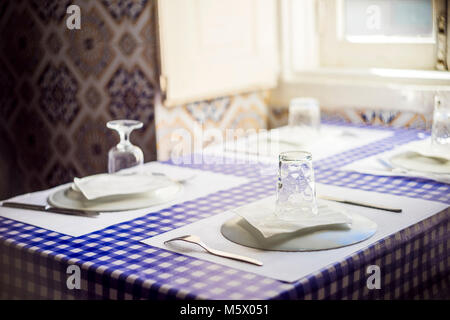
336, 0, 437, 44
273, 0, 450, 113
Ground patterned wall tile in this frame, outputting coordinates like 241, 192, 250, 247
268, 106, 433, 130
65, 6, 115, 79
1, 8, 43, 76
27, 175, 45, 194
45, 162, 79, 188
84, 85, 102, 110
101, 0, 149, 23
30, 0, 71, 24
73, 115, 117, 175
54, 133, 71, 157
139, 4, 158, 85
0, 60, 18, 121
0, 127, 23, 199
185, 96, 231, 124
46, 31, 63, 55
221, 93, 268, 131
18, 80, 34, 104
12, 108, 52, 173
118, 31, 138, 56
0, 0, 159, 198
38, 62, 80, 125
107, 65, 155, 127
155, 91, 270, 160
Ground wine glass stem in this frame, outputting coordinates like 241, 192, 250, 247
118, 129, 132, 147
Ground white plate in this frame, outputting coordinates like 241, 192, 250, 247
221, 213, 377, 251
48, 181, 182, 212
389, 151, 450, 174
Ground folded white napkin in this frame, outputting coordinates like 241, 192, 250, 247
231, 196, 352, 238
400, 138, 450, 161
73, 173, 173, 200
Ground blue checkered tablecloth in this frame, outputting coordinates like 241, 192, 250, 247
1, 123, 449, 299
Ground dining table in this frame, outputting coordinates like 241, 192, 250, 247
0, 120, 449, 300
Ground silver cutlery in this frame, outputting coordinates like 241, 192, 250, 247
151, 172, 197, 184
164, 234, 263, 266
318, 195, 402, 213
1, 202, 99, 217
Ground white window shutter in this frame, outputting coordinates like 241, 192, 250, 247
157, 0, 279, 106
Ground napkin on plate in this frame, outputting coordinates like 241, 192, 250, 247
73, 173, 172, 200
400, 138, 450, 161
231, 196, 352, 238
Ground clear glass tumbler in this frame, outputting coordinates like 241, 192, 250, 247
288, 97, 321, 132
432, 95, 450, 148
107, 120, 144, 174
276, 151, 318, 220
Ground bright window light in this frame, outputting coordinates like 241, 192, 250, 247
343, 0, 434, 43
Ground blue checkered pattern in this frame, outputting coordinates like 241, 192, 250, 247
1, 123, 449, 299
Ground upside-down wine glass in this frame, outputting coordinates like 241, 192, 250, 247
107, 120, 144, 174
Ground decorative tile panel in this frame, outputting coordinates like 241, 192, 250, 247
101, 0, 149, 23
38, 62, 80, 125
73, 115, 117, 175
30, 0, 71, 24
1, 8, 43, 76
107, 65, 155, 127
269, 106, 433, 131
0, 0, 158, 199
45, 162, 79, 188
118, 32, 138, 56
12, 108, 51, 173
0, 60, 18, 121
65, 7, 115, 79
155, 91, 270, 160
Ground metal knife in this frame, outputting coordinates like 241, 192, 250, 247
318, 195, 402, 213
1, 202, 99, 218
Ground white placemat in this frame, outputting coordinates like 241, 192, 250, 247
0, 162, 248, 237
142, 183, 448, 283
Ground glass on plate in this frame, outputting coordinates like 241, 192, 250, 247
276, 151, 318, 220
107, 119, 144, 174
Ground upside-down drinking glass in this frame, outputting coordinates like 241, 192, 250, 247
276, 151, 318, 220
107, 120, 144, 174
288, 97, 321, 132
432, 95, 450, 149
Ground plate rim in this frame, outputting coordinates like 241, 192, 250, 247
47, 182, 183, 212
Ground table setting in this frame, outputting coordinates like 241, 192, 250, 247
1, 99, 449, 299
142, 147, 446, 283
0, 120, 248, 237
340, 137, 450, 184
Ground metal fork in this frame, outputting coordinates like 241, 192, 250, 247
164, 235, 263, 266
